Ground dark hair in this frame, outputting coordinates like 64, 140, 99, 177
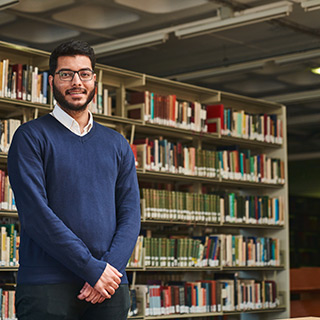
49, 40, 96, 76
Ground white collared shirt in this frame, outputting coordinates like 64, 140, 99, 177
50, 104, 93, 136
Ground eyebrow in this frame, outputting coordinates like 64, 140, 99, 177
57, 68, 92, 72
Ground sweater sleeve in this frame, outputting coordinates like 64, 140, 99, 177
101, 137, 141, 272
8, 127, 106, 287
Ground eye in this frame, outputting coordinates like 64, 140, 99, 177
60, 71, 73, 78
80, 71, 92, 79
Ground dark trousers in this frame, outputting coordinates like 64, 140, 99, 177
15, 283, 130, 320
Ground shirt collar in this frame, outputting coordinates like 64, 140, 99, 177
51, 104, 93, 136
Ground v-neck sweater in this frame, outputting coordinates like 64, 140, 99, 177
8, 114, 140, 286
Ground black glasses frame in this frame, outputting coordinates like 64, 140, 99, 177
55, 69, 94, 81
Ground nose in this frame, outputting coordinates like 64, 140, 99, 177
71, 72, 82, 85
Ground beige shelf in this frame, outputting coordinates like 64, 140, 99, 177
141, 219, 284, 230
223, 306, 286, 316
132, 74, 221, 105
137, 170, 284, 189
0, 267, 19, 272
144, 312, 222, 319
223, 265, 285, 271
220, 90, 283, 114
0, 210, 18, 218
221, 222, 284, 230
141, 219, 221, 228
131, 306, 286, 320
126, 266, 284, 272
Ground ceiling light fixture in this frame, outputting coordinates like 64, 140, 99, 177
169, 48, 320, 81
263, 88, 320, 104
300, 0, 320, 11
92, 31, 169, 56
0, 0, 19, 10
174, 1, 293, 38
170, 60, 264, 82
92, 2, 293, 56
311, 67, 320, 75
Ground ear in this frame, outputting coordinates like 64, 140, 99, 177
48, 75, 54, 89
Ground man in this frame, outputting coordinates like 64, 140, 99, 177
8, 40, 141, 320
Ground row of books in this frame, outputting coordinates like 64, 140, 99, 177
0, 60, 49, 104
141, 189, 221, 223
129, 234, 280, 268
127, 91, 207, 132
126, 93, 283, 144
217, 149, 285, 184
0, 171, 15, 211
207, 104, 283, 144
220, 234, 280, 267
140, 188, 284, 225
0, 289, 15, 320
144, 236, 218, 268
133, 278, 279, 316
0, 224, 19, 267
134, 138, 285, 184
0, 119, 21, 154
221, 193, 285, 225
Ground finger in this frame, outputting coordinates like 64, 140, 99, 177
99, 289, 111, 299
108, 264, 123, 277
102, 269, 121, 285
107, 280, 119, 291
106, 286, 115, 296
98, 296, 105, 303
85, 290, 96, 302
77, 285, 92, 300
79, 282, 89, 295
107, 273, 121, 285
90, 294, 100, 304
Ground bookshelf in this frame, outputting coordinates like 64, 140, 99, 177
0, 40, 289, 319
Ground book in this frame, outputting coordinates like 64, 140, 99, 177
206, 104, 224, 134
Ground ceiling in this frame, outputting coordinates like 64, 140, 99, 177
1, 0, 320, 160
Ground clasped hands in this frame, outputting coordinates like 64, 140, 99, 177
77, 263, 122, 304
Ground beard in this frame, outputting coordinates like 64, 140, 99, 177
52, 81, 96, 112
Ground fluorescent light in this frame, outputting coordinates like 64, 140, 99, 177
263, 89, 320, 104
311, 67, 320, 75
169, 47, 320, 81
93, 1, 293, 56
0, 0, 19, 10
175, 1, 293, 38
92, 31, 169, 56
301, 0, 320, 11
170, 60, 264, 81
289, 152, 320, 161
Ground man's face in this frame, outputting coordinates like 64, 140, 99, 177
49, 55, 96, 112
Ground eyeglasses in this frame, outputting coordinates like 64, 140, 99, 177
55, 69, 94, 81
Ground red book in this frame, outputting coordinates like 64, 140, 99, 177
201, 280, 217, 311
130, 144, 138, 167
206, 104, 224, 133
170, 95, 176, 123
12, 64, 23, 100
254, 196, 259, 221
128, 91, 149, 120
129, 91, 149, 104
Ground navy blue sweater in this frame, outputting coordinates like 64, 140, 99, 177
8, 114, 140, 286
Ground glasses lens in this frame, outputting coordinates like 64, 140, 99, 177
59, 71, 74, 81
79, 70, 93, 81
